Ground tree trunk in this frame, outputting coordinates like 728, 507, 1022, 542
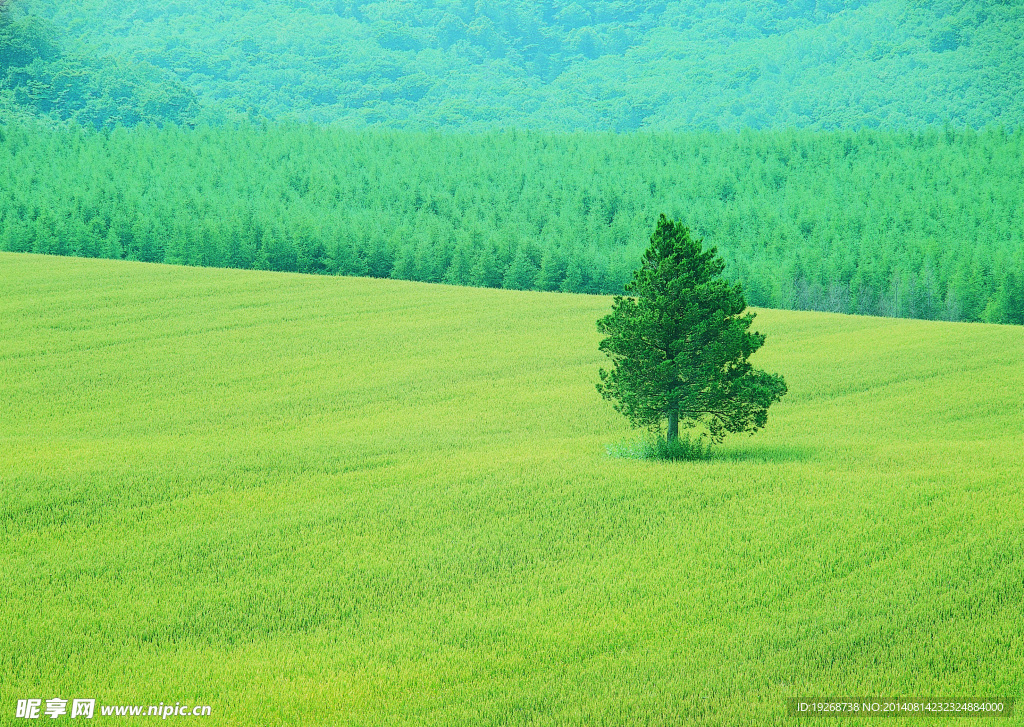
667, 410, 679, 442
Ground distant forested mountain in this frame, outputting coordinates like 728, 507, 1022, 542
11, 0, 1024, 130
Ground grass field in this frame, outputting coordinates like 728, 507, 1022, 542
1, 252, 1022, 726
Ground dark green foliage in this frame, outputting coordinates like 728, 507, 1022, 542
984, 268, 1024, 325
535, 249, 567, 292
597, 216, 787, 444
502, 246, 540, 291
2, 123, 1024, 324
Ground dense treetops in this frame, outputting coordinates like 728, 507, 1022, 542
5, 0, 1024, 130
2, 123, 1022, 324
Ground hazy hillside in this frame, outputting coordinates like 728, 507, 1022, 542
14, 0, 1024, 129
0, 3, 197, 127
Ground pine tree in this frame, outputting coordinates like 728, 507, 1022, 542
535, 248, 567, 291
443, 235, 475, 286
501, 246, 539, 290
1005, 271, 1024, 325
101, 227, 123, 259
560, 258, 586, 293
468, 245, 501, 288
389, 244, 415, 280
597, 215, 787, 444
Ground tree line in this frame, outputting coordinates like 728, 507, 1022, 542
1, 122, 1022, 324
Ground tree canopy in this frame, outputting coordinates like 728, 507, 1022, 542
597, 215, 787, 444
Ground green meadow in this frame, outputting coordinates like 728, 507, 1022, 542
1, 251, 1022, 726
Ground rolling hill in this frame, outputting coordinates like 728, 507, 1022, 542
7, 0, 1024, 129
1, 252, 1021, 725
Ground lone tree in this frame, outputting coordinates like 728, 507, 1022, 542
597, 215, 787, 444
